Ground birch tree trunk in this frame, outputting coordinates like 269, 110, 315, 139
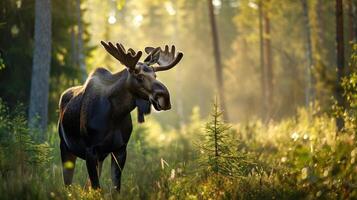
28, 0, 52, 134
207, 0, 228, 121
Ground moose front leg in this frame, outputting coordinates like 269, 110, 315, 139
85, 147, 100, 189
111, 149, 127, 192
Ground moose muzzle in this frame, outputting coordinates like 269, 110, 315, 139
150, 81, 171, 111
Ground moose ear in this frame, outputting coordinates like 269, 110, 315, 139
135, 99, 151, 123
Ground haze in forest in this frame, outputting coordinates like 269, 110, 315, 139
1, 0, 351, 128
0, 0, 356, 199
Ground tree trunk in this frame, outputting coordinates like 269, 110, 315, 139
76, 0, 86, 82
348, 0, 355, 77
301, 0, 314, 108
348, 0, 357, 42
71, 27, 77, 68
263, 2, 273, 121
314, 0, 328, 102
66, 1, 77, 68
335, 0, 345, 131
258, 0, 267, 120
172, 0, 184, 126
348, 0, 354, 42
28, 0, 52, 134
354, 0, 357, 40
207, 0, 228, 121
316, 0, 325, 41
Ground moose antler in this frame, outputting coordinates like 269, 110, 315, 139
143, 47, 161, 65
101, 41, 142, 70
144, 45, 183, 72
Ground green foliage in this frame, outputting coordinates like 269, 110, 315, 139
341, 43, 357, 130
270, 110, 356, 199
0, 100, 51, 169
0, 57, 4, 70
0, 51, 4, 70
1, 98, 357, 199
332, 43, 357, 132
0, 0, 91, 122
198, 99, 258, 177
200, 99, 233, 175
0, 99, 52, 199
1, 0, 357, 199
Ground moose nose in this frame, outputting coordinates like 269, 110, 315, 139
152, 81, 171, 110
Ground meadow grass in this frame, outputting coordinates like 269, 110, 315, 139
0, 98, 356, 199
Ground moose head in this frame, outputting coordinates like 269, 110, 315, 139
100, 41, 183, 121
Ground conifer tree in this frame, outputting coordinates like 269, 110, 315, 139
203, 99, 230, 174
198, 99, 260, 177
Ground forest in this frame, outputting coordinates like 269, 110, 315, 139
0, 0, 357, 199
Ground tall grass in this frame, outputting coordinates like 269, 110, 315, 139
0, 73, 356, 200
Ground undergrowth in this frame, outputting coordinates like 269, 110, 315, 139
0, 68, 356, 199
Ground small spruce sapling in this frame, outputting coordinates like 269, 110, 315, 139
199, 99, 233, 176
198, 98, 260, 177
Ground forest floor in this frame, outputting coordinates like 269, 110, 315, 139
0, 99, 357, 200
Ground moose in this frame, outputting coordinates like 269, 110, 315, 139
57, 41, 183, 191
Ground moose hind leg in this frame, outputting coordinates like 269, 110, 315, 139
85, 147, 100, 189
60, 141, 77, 186
111, 150, 127, 192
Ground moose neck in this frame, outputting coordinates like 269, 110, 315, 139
108, 69, 136, 118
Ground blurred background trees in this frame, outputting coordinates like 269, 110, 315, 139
2, 0, 354, 128
0, 0, 91, 130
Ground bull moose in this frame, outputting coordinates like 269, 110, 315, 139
57, 41, 183, 191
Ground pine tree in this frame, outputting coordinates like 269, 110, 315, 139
198, 99, 256, 177
203, 99, 230, 174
